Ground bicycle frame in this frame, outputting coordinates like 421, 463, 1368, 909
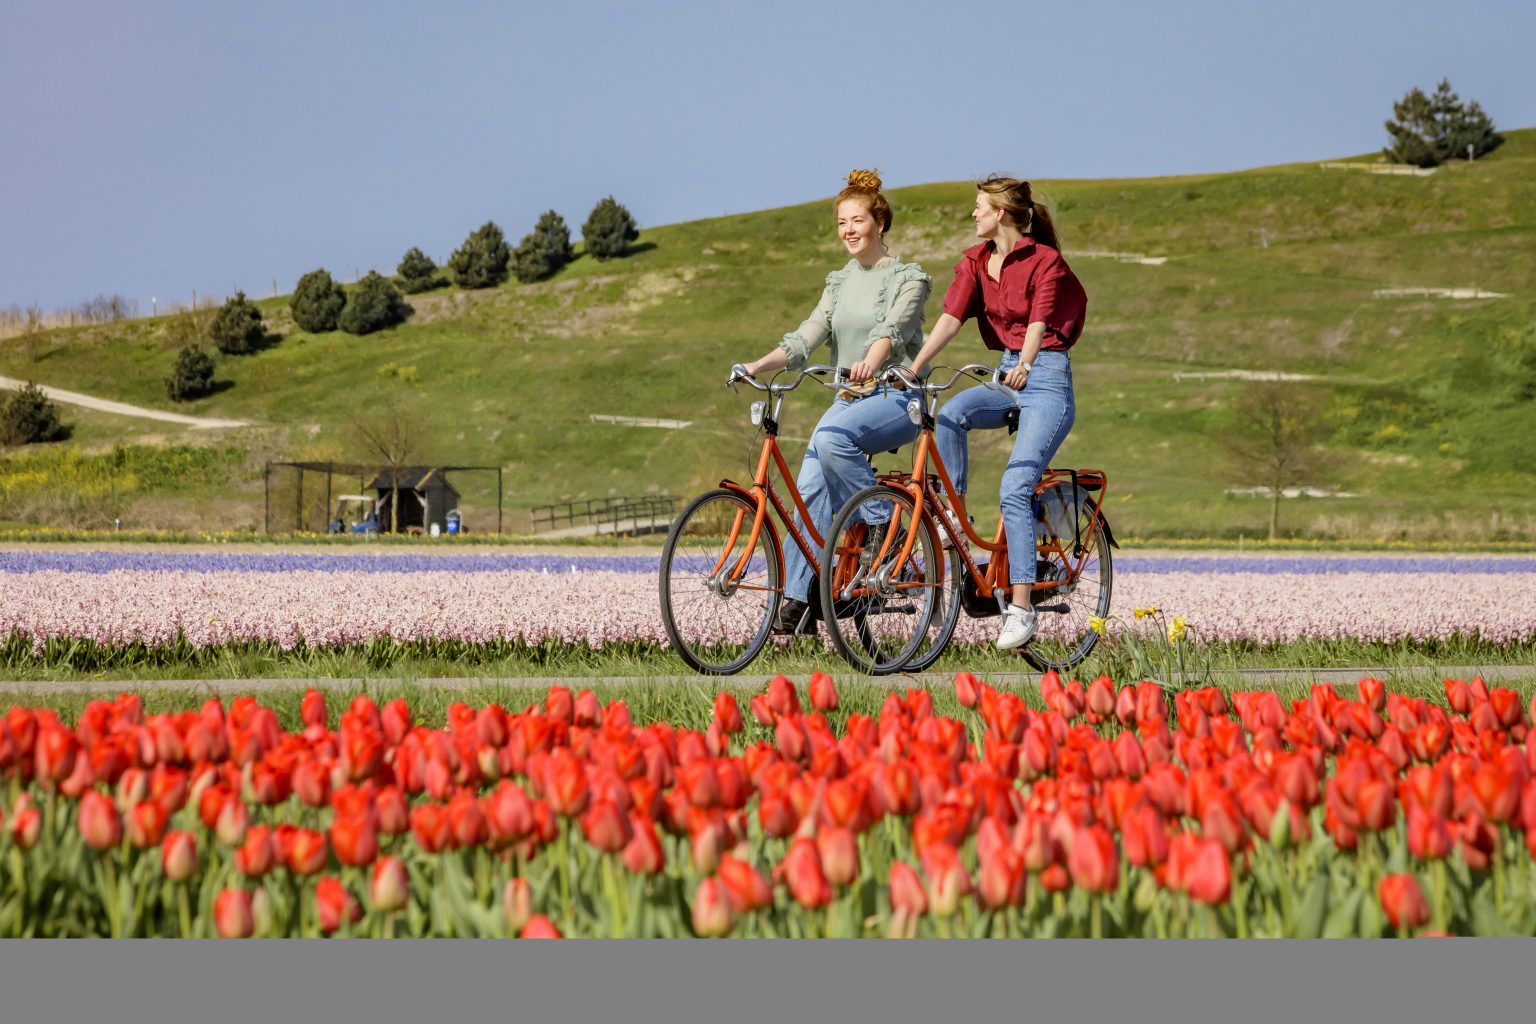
854, 368, 1112, 614
710, 366, 842, 595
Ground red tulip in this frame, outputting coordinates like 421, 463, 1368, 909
817, 826, 860, 887
1357, 678, 1386, 712
715, 854, 772, 913
1378, 874, 1430, 931
330, 813, 379, 868
1086, 676, 1116, 720
954, 672, 981, 709
1444, 679, 1472, 715
11, 806, 41, 850
1067, 825, 1118, 893
126, 799, 169, 849
1122, 804, 1169, 867
1471, 762, 1520, 823
234, 825, 275, 877
161, 831, 198, 881
580, 799, 633, 854
889, 861, 928, 916
758, 791, 798, 839
315, 876, 361, 935
809, 672, 839, 712
543, 750, 590, 817
921, 843, 971, 917
485, 780, 534, 843
545, 685, 574, 724
411, 804, 452, 854
1356, 778, 1397, 832
214, 889, 255, 938
1406, 808, 1452, 861
370, 856, 410, 912
783, 838, 833, 909
977, 844, 1027, 909
34, 725, 80, 785
622, 814, 666, 875
573, 689, 601, 728
713, 692, 744, 734
213, 797, 248, 847
691, 877, 736, 937
78, 790, 123, 851
284, 827, 329, 876
766, 675, 801, 718
1186, 838, 1231, 905
502, 877, 533, 933
520, 915, 562, 939
301, 688, 328, 729
376, 785, 410, 835
292, 758, 331, 808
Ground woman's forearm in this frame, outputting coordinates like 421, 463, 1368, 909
908, 313, 963, 375
1019, 322, 1047, 366
745, 347, 790, 377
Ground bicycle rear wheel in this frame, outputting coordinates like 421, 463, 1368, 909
818, 484, 943, 676
1020, 509, 1113, 673
659, 489, 782, 675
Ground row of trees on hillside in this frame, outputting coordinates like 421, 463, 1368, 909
1384, 79, 1502, 167
433, 197, 639, 290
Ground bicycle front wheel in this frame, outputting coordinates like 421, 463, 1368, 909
1020, 509, 1113, 673
818, 484, 944, 676
659, 489, 782, 675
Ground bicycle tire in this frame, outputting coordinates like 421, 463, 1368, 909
1019, 509, 1113, 673
818, 484, 944, 676
659, 488, 783, 675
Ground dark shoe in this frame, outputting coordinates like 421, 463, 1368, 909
774, 598, 810, 635
860, 521, 907, 568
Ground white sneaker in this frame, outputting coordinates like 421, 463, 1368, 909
996, 603, 1038, 650
938, 507, 969, 548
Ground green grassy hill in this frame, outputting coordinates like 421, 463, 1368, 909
4, 131, 1534, 541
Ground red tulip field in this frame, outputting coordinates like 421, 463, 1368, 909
2, 671, 1534, 937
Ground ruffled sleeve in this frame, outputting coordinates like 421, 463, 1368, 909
779, 268, 845, 370
867, 261, 932, 364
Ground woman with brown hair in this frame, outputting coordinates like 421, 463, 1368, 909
732, 169, 932, 635
903, 175, 1087, 650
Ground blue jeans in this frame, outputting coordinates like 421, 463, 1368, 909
782, 385, 920, 603
934, 349, 1075, 586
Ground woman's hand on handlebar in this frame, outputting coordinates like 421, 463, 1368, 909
883, 365, 918, 388
846, 360, 878, 383
1001, 365, 1030, 391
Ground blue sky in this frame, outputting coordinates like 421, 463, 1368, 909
2, 0, 1532, 312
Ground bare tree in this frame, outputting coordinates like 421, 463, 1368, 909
351, 404, 433, 534
1222, 379, 1338, 540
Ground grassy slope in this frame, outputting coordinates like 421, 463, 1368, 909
3, 131, 1533, 539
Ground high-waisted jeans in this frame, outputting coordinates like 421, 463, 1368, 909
933, 348, 1075, 586
782, 385, 920, 603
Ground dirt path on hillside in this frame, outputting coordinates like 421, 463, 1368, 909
0, 375, 251, 429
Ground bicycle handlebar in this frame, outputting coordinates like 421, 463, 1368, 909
882, 363, 1007, 394
727, 363, 852, 396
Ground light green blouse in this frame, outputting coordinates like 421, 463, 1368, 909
778, 257, 932, 374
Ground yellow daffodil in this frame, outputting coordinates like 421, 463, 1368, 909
1089, 616, 1107, 635
1133, 606, 1159, 621
1167, 616, 1187, 644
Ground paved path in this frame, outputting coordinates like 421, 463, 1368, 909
0, 375, 251, 429
2, 664, 1530, 696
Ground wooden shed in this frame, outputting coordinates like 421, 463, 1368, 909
365, 466, 460, 534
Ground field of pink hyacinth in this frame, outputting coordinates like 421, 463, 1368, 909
3, 551, 1535, 659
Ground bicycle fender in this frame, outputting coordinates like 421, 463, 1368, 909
716, 480, 757, 503
1097, 514, 1119, 549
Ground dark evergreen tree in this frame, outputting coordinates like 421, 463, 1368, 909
447, 221, 511, 288
165, 345, 216, 403
397, 247, 445, 294
0, 382, 69, 445
512, 210, 576, 283
581, 197, 639, 260
339, 271, 410, 335
209, 291, 266, 355
1385, 79, 1503, 167
290, 269, 347, 332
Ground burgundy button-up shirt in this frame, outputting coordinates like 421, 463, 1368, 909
941, 239, 1087, 352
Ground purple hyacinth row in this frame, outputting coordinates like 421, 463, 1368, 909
5, 567, 1535, 651
2, 551, 1534, 576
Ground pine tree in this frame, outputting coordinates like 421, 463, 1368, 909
209, 291, 266, 355
582, 197, 640, 261
512, 210, 576, 283
165, 346, 216, 403
1384, 79, 1503, 167
397, 247, 445, 294
339, 272, 410, 335
290, 269, 347, 332
0, 382, 69, 445
447, 221, 511, 288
